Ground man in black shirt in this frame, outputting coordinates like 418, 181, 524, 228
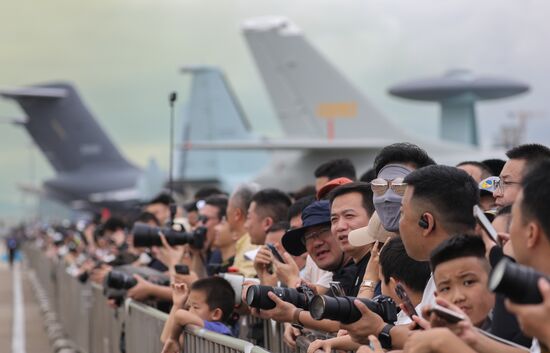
328, 182, 376, 296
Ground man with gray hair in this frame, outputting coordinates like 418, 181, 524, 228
228, 183, 260, 277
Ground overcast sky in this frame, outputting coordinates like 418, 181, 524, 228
1, 0, 549, 219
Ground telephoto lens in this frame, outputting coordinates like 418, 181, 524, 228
309, 295, 397, 324
105, 271, 138, 290
489, 258, 550, 304
132, 223, 206, 249
245, 285, 312, 310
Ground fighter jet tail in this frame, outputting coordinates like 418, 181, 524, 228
0, 83, 138, 173
242, 17, 410, 141
177, 67, 268, 188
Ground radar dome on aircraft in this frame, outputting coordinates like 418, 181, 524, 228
388, 70, 530, 146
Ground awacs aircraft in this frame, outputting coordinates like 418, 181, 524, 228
180, 17, 524, 191
2, 17, 526, 204
0, 84, 164, 209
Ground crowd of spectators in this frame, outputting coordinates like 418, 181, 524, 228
23, 142, 550, 353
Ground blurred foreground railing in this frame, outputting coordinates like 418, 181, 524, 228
24, 244, 273, 353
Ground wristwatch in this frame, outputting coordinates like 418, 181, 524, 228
361, 280, 376, 291
291, 308, 304, 330
378, 323, 394, 349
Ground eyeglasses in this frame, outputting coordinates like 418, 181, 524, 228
301, 227, 331, 245
371, 177, 407, 196
480, 176, 521, 194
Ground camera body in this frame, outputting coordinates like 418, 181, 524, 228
489, 258, 550, 304
309, 294, 397, 324
246, 284, 316, 310
104, 265, 170, 291
132, 223, 206, 249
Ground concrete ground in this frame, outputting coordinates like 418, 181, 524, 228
0, 246, 51, 353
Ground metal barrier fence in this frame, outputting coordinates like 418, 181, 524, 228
23, 244, 276, 353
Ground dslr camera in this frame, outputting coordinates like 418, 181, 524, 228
103, 265, 170, 305
309, 294, 397, 324
104, 265, 170, 290
246, 284, 316, 310
132, 223, 206, 249
489, 258, 550, 304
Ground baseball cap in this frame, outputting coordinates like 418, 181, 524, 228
316, 177, 353, 200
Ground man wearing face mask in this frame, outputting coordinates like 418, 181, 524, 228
372, 143, 436, 232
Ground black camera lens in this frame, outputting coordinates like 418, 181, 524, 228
309, 295, 397, 324
246, 285, 275, 309
245, 285, 311, 310
489, 258, 550, 304
105, 271, 137, 290
132, 223, 205, 249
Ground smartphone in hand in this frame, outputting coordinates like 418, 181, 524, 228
473, 205, 499, 245
266, 243, 285, 263
395, 283, 418, 319
429, 303, 466, 324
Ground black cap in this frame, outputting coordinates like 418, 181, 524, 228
282, 200, 331, 256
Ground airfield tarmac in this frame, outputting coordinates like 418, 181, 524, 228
0, 245, 51, 353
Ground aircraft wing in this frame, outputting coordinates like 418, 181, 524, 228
181, 139, 398, 151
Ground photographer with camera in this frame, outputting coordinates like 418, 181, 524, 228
246, 200, 358, 335
307, 236, 431, 353
342, 165, 479, 350
502, 160, 550, 352
403, 160, 550, 353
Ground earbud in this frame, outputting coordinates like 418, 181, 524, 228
418, 215, 429, 229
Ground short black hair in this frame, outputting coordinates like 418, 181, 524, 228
148, 193, 173, 206
359, 168, 377, 183
103, 217, 126, 232
251, 189, 292, 224
204, 195, 228, 220
328, 182, 375, 217
191, 277, 235, 323
134, 212, 160, 226
456, 161, 492, 179
379, 237, 430, 293
289, 185, 317, 201
521, 160, 550, 241
314, 158, 357, 181
481, 159, 505, 176
506, 143, 550, 164
374, 143, 435, 175
430, 234, 488, 273
404, 165, 479, 232
268, 221, 290, 233
288, 195, 316, 221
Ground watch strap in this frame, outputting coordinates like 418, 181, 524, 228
378, 323, 394, 349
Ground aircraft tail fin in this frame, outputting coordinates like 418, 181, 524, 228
242, 17, 410, 141
0, 83, 137, 173
176, 67, 267, 187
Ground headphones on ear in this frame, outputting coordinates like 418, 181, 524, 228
418, 215, 429, 229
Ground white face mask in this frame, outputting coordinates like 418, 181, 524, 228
373, 164, 412, 232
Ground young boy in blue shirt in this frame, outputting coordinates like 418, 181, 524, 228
161, 276, 235, 353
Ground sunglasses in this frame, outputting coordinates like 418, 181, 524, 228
371, 177, 407, 196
